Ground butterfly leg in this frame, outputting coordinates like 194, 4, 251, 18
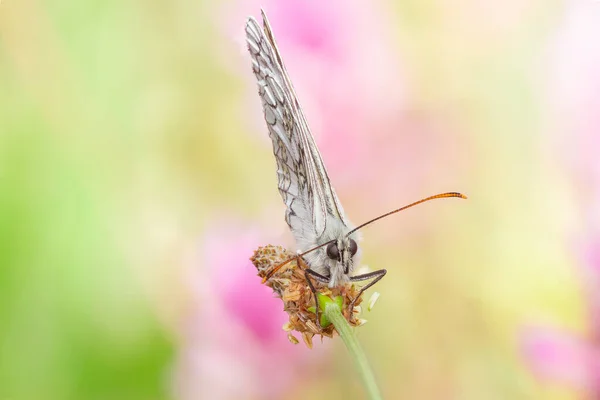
304, 268, 329, 330
348, 269, 387, 318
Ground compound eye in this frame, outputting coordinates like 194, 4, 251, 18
349, 239, 358, 256
326, 242, 340, 260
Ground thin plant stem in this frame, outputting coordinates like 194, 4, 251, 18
324, 303, 383, 400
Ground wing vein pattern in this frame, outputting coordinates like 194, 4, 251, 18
245, 10, 349, 241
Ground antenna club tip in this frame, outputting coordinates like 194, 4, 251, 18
443, 191, 467, 199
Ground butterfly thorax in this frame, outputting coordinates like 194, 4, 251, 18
299, 215, 361, 288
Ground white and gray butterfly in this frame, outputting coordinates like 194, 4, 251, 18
246, 10, 465, 320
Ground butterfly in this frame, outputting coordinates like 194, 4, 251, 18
245, 10, 465, 327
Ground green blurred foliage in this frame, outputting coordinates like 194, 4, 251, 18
0, 1, 176, 398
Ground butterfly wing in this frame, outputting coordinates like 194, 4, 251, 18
246, 10, 349, 242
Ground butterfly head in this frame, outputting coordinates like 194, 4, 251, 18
326, 236, 358, 275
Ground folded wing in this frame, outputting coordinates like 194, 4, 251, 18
245, 10, 349, 241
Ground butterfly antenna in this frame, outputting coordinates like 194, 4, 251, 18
262, 193, 466, 282
261, 239, 335, 283
346, 192, 467, 237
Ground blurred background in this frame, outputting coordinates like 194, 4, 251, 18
1, 0, 599, 399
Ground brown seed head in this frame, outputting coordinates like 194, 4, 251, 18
250, 245, 364, 347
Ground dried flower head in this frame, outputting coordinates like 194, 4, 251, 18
251, 245, 364, 347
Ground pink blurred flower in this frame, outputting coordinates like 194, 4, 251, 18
521, 240, 600, 395
520, 325, 594, 389
520, 237, 600, 394
546, 1, 600, 216
172, 220, 324, 400
522, 2, 600, 395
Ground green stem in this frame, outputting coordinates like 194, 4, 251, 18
324, 303, 383, 400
